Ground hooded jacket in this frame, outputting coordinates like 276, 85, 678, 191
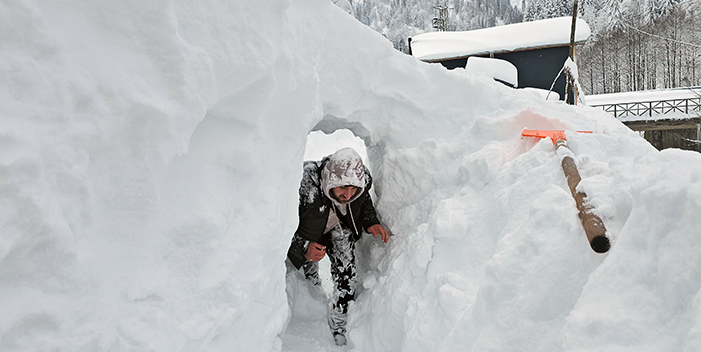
287, 148, 380, 269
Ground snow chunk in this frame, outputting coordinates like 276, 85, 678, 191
465, 56, 518, 87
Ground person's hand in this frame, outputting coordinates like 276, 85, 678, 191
368, 224, 389, 243
305, 242, 326, 262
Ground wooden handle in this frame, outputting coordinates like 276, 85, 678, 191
557, 140, 611, 253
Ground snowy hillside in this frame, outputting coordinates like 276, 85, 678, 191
1, 0, 700, 351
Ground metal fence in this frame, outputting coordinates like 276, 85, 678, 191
590, 97, 701, 118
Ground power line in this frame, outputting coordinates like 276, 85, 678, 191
620, 20, 701, 49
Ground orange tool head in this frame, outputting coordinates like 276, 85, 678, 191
521, 129, 592, 145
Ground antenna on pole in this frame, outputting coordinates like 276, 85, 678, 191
432, 4, 449, 31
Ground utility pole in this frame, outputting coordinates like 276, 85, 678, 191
566, 0, 579, 105
432, 4, 449, 31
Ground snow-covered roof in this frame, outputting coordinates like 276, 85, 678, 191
410, 17, 591, 62
586, 87, 701, 106
586, 87, 701, 123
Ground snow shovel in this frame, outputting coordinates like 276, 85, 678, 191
522, 129, 611, 253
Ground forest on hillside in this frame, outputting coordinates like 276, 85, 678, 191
575, 0, 700, 94
334, 0, 701, 95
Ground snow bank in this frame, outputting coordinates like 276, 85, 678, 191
465, 57, 518, 87
2, 0, 701, 352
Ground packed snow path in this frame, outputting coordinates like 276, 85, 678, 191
2, 1, 701, 351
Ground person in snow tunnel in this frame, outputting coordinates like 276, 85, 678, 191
287, 147, 389, 346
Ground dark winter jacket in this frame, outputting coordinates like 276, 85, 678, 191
287, 149, 380, 269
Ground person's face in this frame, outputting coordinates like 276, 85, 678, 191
331, 185, 358, 203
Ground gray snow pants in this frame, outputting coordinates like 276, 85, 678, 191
302, 226, 357, 336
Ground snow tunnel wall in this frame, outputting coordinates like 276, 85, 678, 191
3, 0, 701, 352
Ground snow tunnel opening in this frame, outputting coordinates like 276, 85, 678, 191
282, 116, 388, 342
306, 115, 383, 192
308, 116, 373, 160
304, 129, 369, 169
301, 120, 371, 297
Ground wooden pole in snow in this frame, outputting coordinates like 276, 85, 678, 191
567, 1, 579, 105
568, 1, 578, 59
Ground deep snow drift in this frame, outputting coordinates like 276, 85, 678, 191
1, 0, 700, 351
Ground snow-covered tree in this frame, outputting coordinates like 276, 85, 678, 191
336, 0, 523, 53
524, 0, 575, 21
577, 0, 700, 93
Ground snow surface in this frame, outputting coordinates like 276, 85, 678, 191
586, 87, 701, 106
465, 57, 518, 88
410, 17, 591, 61
2, 1, 701, 352
586, 87, 701, 122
